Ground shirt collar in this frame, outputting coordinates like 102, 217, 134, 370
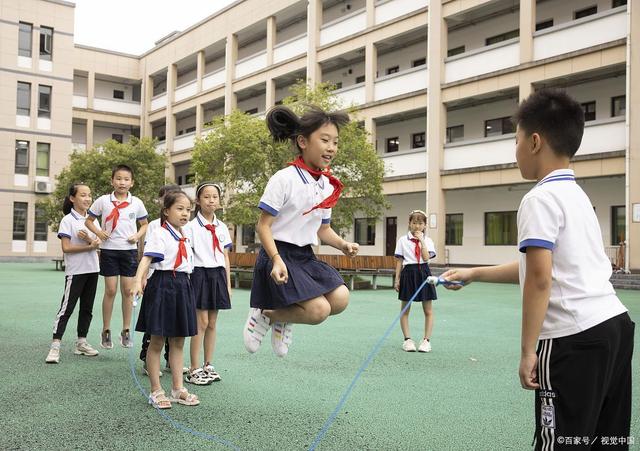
536, 169, 576, 187
293, 166, 325, 188
110, 191, 132, 203
406, 232, 418, 241
163, 221, 182, 241
196, 211, 218, 227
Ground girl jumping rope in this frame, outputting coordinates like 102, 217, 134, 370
243, 105, 359, 358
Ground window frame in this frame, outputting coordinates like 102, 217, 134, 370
386, 65, 400, 75
13, 202, 28, 241
354, 218, 376, 246
15, 140, 29, 175
485, 29, 519, 46
19, 22, 33, 57
36, 142, 50, 176
34, 206, 48, 242
113, 89, 125, 100
39, 26, 53, 61
242, 224, 256, 246
411, 58, 426, 68
445, 213, 463, 246
611, 205, 625, 245
446, 125, 464, 143
386, 137, 399, 153
111, 134, 124, 144
38, 85, 52, 118
611, 95, 626, 117
17, 81, 31, 116
355, 75, 365, 84
581, 101, 596, 122
484, 116, 514, 137
447, 46, 465, 57
484, 211, 518, 246
411, 132, 426, 149
574, 6, 598, 20
535, 19, 554, 31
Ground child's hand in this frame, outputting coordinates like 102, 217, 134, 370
342, 242, 359, 257
127, 234, 138, 244
90, 239, 101, 249
130, 280, 143, 298
412, 231, 424, 240
519, 353, 540, 390
394, 278, 400, 292
439, 268, 473, 290
96, 230, 110, 241
77, 229, 92, 244
270, 258, 288, 285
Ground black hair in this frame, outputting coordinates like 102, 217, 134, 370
513, 89, 585, 158
63, 183, 89, 214
408, 210, 427, 223
158, 184, 181, 198
160, 190, 191, 224
194, 182, 222, 215
111, 164, 134, 178
266, 105, 350, 152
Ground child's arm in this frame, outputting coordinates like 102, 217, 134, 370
519, 247, 552, 390
413, 231, 431, 261
256, 211, 288, 285
224, 248, 232, 297
440, 260, 519, 289
131, 255, 152, 297
394, 258, 402, 292
128, 218, 148, 244
317, 224, 359, 257
60, 236, 100, 254
85, 216, 109, 241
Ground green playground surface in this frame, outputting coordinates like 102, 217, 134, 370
0, 262, 638, 450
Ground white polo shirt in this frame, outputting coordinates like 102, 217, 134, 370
517, 169, 627, 340
57, 209, 100, 275
144, 218, 161, 279
184, 212, 232, 268
143, 222, 193, 274
258, 166, 332, 247
88, 192, 148, 250
394, 232, 436, 266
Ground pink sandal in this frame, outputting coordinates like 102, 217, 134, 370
170, 387, 200, 406
148, 389, 171, 409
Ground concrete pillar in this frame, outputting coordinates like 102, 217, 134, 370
627, 0, 640, 271
267, 16, 276, 66
225, 34, 238, 115
86, 118, 94, 150
142, 74, 153, 137
195, 103, 204, 137
265, 78, 276, 110
165, 64, 176, 153
364, 115, 376, 147
366, 0, 375, 28
519, 0, 535, 64
197, 50, 205, 93
307, 0, 322, 85
87, 71, 95, 110
365, 41, 377, 103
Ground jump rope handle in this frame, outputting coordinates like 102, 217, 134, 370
426, 275, 464, 287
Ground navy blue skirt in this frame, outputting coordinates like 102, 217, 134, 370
191, 266, 231, 310
399, 264, 437, 302
135, 270, 197, 337
250, 240, 345, 310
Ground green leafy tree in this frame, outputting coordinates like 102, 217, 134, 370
191, 81, 388, 235
39, 137, 167, 230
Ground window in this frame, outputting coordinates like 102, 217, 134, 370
386, 137, 399, 153
38, 85, 51, 118
34, 207, 48, 242
412, 132, 425, 149
611, 206, 625, 245
447, 46, 465, 57
15, 140, 29, 175
113, 90, 124, 100
581, 101, 596, 122
19, 22, 32, 57
245, 108, 258, 115
611, 95, 625, 117
355, 75, 365, 84
17, 82, 31, 116
39, 26, 53, 61
242, 224, 256, 246
386, 66, 400, 75
484, 117, 514, 137
333, 82, 343, 90
485, 211, 517, 245
111, 134, 123, 144
13, 202, 28, 241
536, 19, 554, 31
574, 6, 597, 19
613, 0, 627, 7
36, 143, 50, 176
185, 126, 196, 134
412, 58, 426, 68
485, 29, 519, 46
354, 218, 375, 245
185, 173, 196, 185
446, 125, 464, 143
445, 214, 463, 246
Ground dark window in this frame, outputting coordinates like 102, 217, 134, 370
446, 125, 464, 143
355, 75, 365, 84
612, 0, 627, 7
536, 19, 554, 31
15, 140, 29, 175
354, 218, 375, 245
176, 175, 183, 185
242, 224, 256, 246
386, 137, 399, 153
38, 85, 51, 118
611, 206, 625, 245
17, 82, 31, 116
447, 46, 465, 57
485, 29, 519, 46
445, 214, 463, 246
581, 101, 596, 121
36, 142, 50, 176
484, 117, 514, 137
611, 95, 625, 117
19, 22, 32, 57
412, 58, 426, 67
13, 202, 28, 241
185, 126, 196, 134
386, 66, 400, 75
39, 26, 53, 61
412, 132, 425, 149
245, 108, 258, 115
185, 173, 196, 184
111, 134, 123, 144
334, 82, 343, 90
485, 211, 517, 245
574, 6, 597, 20
113, 90, 124, 99
34, 207, 48, 241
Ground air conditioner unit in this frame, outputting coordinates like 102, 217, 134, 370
34, 180, 53, 193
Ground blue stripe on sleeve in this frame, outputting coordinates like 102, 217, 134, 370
57, 233, 71, 239
224, 243, 233, 249
394, 254, 404, 259
144, 252, 164, 263
321, 218, 331, 224
137, 215, 148, 221
519, 239, 554, 253
258, 202, 279, 216
88, 210, 99, 217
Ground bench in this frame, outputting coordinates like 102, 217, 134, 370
52, 258, 65, 271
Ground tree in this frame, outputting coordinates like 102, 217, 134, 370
39, 137, 167, 230
191, 81, 388, 236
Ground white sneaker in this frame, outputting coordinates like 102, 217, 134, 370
402, 339, 417, 352
271, 322, 293, 357
203, 363, 221, 382
243, 308, 271, 353
74, 340, 99, 356
185, 367, 213, 385
46, 344, 61, 363
418, 339, 432, 353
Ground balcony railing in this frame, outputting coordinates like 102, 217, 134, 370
382, 148, 427, 178
443, 134, 516, 170
575, 118, 625, 157
274, 34, 307, 64
202, 68, 226, 91
93, 98, 141, 116
333, 83, 366, 107
235, 51, 267, 78
150, 93, 167, 111
73, 95, 88, 109
444, 39, 519, 83
155, 140, 166, 154
174, 80, 197, 102
320, 9, 366, 46
374, 65, 428, 101
173, 132, 196, 152
375, 0, 428, 25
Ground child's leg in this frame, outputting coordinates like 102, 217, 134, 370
167, 337, 186, 390
52, 275, 82, 341
264, 297, 331, 325
147, 335, 164, 392
77, 273, 98, 339
189, 310, 208, 370
119, 276, 135, 330
421, 300, 433, 340
101, 276, 118, 331
324, 285, 349, 316
203, 310, 218, 364
400, 301, 411, 338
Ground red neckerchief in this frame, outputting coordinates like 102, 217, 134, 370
162, 222, 187, 276
410, 237, 421, 269
204, 224, 223, 256
104, 199, 130, 232
287, 156, 343, 215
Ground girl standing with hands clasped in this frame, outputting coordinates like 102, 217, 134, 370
131, 191, 199, 408
394, 210, 437, 353
243, 105, 359, 358
46, 183, 101, 363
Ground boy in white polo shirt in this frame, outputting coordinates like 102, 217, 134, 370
85, 164, 149, 349
442, 90, 634, 449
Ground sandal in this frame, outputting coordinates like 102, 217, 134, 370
170, 387, 200, 406
148, 389, 171, 409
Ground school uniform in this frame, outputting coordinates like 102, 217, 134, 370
517, 169, 633, 449
135, 222, 197, 337
184, 212, 232, 310
88, 192, 148, 277
52, 209, 100, 339
394, 232, 437, 302
250, 166, 345, 309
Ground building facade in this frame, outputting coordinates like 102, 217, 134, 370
1, 0, 638, 272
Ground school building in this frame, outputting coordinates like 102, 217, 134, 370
1, 0, 639, 272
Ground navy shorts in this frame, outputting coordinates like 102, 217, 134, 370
99, 249, 138, 277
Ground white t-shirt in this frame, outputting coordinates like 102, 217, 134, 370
57, 209, 100, 275
258, 166, 333, 247
184, 212, 232, 268
144, 218, 161, 279
143, 221, 193, 274
394, 232, 436, 266
517, 169, 627, 340
88, 192, 148, 250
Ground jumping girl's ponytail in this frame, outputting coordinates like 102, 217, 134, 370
63, 183, 87, 214
266, 105, 300, 142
